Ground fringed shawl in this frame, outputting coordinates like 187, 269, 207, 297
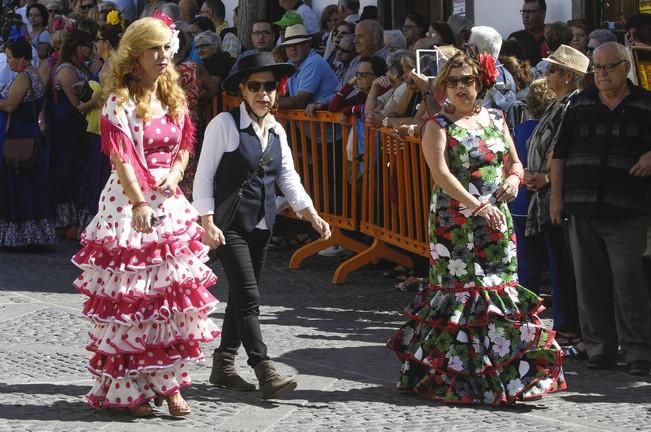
100, 93, 196, 191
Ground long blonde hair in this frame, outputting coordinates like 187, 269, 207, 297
107, 17, 186, 121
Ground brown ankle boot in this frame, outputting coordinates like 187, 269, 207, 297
253, 360, 297, 400
209, 352, 256, 391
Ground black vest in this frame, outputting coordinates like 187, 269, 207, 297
213, 108, 283, 232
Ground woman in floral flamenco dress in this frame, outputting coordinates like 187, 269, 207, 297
387, 52, 566, 405
72, 16, 220, 417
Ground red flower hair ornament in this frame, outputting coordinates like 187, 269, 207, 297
152, 11, 180, 56
478, 52, 498, 98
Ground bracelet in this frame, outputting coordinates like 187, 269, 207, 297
471, 201, 490, 216
132, 201, 151, 210
509, 171, 524, 185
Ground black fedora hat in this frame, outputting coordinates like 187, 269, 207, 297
221, 52, 296, 93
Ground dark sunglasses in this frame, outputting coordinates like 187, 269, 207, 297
337, 46, 354, 54
80, 3, 94, 9
445, 75, 477, 88
245, 80, 277, 93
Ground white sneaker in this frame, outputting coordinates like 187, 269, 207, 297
318, 245, 347, 257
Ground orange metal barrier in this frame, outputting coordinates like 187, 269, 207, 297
204, 94, 431, 284
360, 128, 432, 257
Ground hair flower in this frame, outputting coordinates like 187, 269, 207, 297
107, 10, 121, 26
169, 29, 180, 56
479, 52, 498, 88
153, 10, 176, 30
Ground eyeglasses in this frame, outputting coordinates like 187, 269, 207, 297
519, 9, 541, 15
355, 71, 376, 78
80, 3, 94, 10
252, 30, 272, 37
337, 46, 354, 54
195, 43, 211, 49
591, 59, 627, 74
445, 75, 477, 88
245, 80, 277, 93
96, 37, 106, 42
333, 29, 351, 37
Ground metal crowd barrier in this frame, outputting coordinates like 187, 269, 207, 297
204, 93, 430, 284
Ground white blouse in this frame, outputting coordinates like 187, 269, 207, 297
193, 102, 313, 229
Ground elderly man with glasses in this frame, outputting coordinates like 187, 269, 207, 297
550, 42, 651, 377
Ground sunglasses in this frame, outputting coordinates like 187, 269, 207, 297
80, 3, 94, 9
337, 46, 354, 54
445, 75, 477, 88
245, 80, 277, 93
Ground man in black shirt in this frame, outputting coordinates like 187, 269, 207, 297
551, 42, 651, 376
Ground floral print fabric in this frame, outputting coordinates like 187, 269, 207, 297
387, 109, 566, 405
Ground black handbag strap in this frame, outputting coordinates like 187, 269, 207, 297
228, 107, 276, 192
4, 71, 37, 134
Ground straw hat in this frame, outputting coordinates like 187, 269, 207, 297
279, 24, 312, 47
221, 52, 295, 93
543, 44, 590, 76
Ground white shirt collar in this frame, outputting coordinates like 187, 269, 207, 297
238, 101, 281, 135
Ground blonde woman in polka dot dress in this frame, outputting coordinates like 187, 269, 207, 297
71, 16, 220, 417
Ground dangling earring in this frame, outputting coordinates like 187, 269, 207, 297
131, 62, 143, 79
473, 100, 482, 114
564, 80, 570, 85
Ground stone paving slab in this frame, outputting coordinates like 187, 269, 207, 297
0, 239, 650, 432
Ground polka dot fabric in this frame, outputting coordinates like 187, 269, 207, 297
72, 117, 220, 410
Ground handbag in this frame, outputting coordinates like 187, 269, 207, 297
3, 74, 39, 172
72, 80, 93, 102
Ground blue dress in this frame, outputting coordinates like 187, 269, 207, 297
0, 68, 56, 246
50, 63, 91, 229
78, 72, 110, 232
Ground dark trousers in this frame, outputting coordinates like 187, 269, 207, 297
513, 216, 579, 333
568, 215, 651, 362
216, 228, 272, 367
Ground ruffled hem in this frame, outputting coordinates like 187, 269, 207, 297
85, 359, 194, 409
55, 202, 78, 228
86, 337, 215, 379
0, 218, 56, 247
402, 283, 545, 328
387, 282, 566, 405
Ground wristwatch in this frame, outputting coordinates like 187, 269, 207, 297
382, 117, 389, 128
407, 125, 416, 137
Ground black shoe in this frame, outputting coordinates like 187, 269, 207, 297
628, 360, 650, 376
586, 355, 617, 370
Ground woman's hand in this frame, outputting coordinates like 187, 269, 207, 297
477, 204, 506, 231
495, 175, 520, 203
347, 76, 357, 87
131, 204, 156, 234
306, 102, 323, 116
298, 207, 331, 240
201, 219, 226, 249
409, 68, 430, 93
365, 110, 383, 128
524, 170, 548, 191
372, 75, 391, 90
156, 168, 182, 198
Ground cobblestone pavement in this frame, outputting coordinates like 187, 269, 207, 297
1, 238, 650, 432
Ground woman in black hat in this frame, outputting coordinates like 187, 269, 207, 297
193, 52, 331, 399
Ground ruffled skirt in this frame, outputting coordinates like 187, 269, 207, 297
72, 168, 220, 409
387, 282, 567, 405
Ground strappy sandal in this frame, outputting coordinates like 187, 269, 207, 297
155, 392, 191, 417
127, 402, 155, 417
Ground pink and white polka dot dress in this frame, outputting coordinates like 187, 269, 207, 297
72, 113, 220, 410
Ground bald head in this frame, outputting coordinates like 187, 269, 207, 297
592, 42, 630, 93
355, 19, 384, 56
